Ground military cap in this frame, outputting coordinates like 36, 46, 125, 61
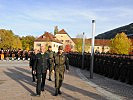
48, 45, 52, 48
58, 46, 63, 50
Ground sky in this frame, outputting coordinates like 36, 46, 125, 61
0, 0, 133, 38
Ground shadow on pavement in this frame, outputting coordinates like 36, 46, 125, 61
4, 66, 107, 99
45, 84, 80, 100
4, 68, 36, 95
62, 82, 107, 100
15, 67, 31, 75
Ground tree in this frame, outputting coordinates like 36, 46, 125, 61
54, 26, 58, 35
12, 35, 22, 49
109, 32, 132, 54
0, 29, 22, 50
74, 34, 90, 52
75, 38, 82, 52
20, 36, 35, 50
64, 44, 71, 52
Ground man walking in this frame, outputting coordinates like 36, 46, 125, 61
54, 46, 69, 96
33, 46, 49, 96
47, 45, 54, 81
29, 49, 38, 82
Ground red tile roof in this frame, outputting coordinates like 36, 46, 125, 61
72, 38, 110, 46
57, 29, 67, 34
35, 32, 62, 44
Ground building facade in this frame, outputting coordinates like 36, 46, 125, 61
34, 32, 63, 52
72, 38, 110, 53
55, 29, 75, 52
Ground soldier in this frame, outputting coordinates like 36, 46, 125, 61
6, 49, 10, 61
11, 50, 15, 61
54, 46, 69, 96
17, 49, 21, 61
1, 49, 4, 61
47, 45, 54, 81
22, 50, 26, 60
33, 46, 49, 96
29, 49, 38, 82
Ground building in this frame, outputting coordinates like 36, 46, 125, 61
88, 39, 110, 53
34, 32, 62, 52
72, 38, 110, 53
55, 28, 75, 52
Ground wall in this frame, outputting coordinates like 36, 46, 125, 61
55, 34, 75, 51
34, 41, 62, 52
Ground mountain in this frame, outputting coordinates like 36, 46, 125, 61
95, 23, 133, 39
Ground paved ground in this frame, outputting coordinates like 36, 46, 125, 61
80, 69, 133, 100
0, 61, 106, 100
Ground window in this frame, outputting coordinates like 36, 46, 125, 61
45, 44, 48, 46
56, 45, 58, 47
54, 44, 55, 47
37, 44, 41, 46
42, 36, 45, 38
61, 40, 63, 42
71, 45, 73, 49
66, 40, 69, 42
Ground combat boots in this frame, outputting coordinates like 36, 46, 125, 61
54, 88, 58, 96
58, 88, 62, 94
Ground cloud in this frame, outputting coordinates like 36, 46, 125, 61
0, 0, 133, 38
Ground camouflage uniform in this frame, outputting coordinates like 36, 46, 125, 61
47, 49, 54, 81
54, 46, 69, 96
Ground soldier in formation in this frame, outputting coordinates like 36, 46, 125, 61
68, 52, 133, 85
0, 48, 31, 61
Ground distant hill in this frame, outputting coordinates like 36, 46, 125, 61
95, 23, 133, 39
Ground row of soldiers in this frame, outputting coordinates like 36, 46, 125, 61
67, 53, 133, 85
29, 46, 69, 96
0, 49, 31, 60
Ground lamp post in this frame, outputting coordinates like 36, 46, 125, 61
90, 20, 96, 79
82, 32, 85, 69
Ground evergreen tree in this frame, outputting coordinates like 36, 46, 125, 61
54, 26, 58, 35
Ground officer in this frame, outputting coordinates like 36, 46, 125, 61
29, 49, 38, 82
33, 46, 49, 96
47, 45, 54, 81
54, 46, 69, 96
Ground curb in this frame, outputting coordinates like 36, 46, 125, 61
76, 69, 124, 100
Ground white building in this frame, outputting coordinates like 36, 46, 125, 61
34, 32, 63, 52
55, 29, 75, 52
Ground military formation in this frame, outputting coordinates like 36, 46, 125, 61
0, 49, 31, 61
68, 53, 133, 85
29, 45, 69, 96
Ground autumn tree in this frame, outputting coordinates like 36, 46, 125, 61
74, 34, 90, 52
20, 36, 35, 50
12, 35, 22, 49
109, 32, 132, 54
0, 29, 22, 49
75, 38, 82, 52
64, 44, 71, 52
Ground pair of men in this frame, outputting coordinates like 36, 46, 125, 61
32, 45, 69, 96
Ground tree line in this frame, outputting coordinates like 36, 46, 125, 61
0, 29, 35, 50
0, 29, 132, 54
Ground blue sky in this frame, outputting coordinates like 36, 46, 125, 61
0, 0, 133, 38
